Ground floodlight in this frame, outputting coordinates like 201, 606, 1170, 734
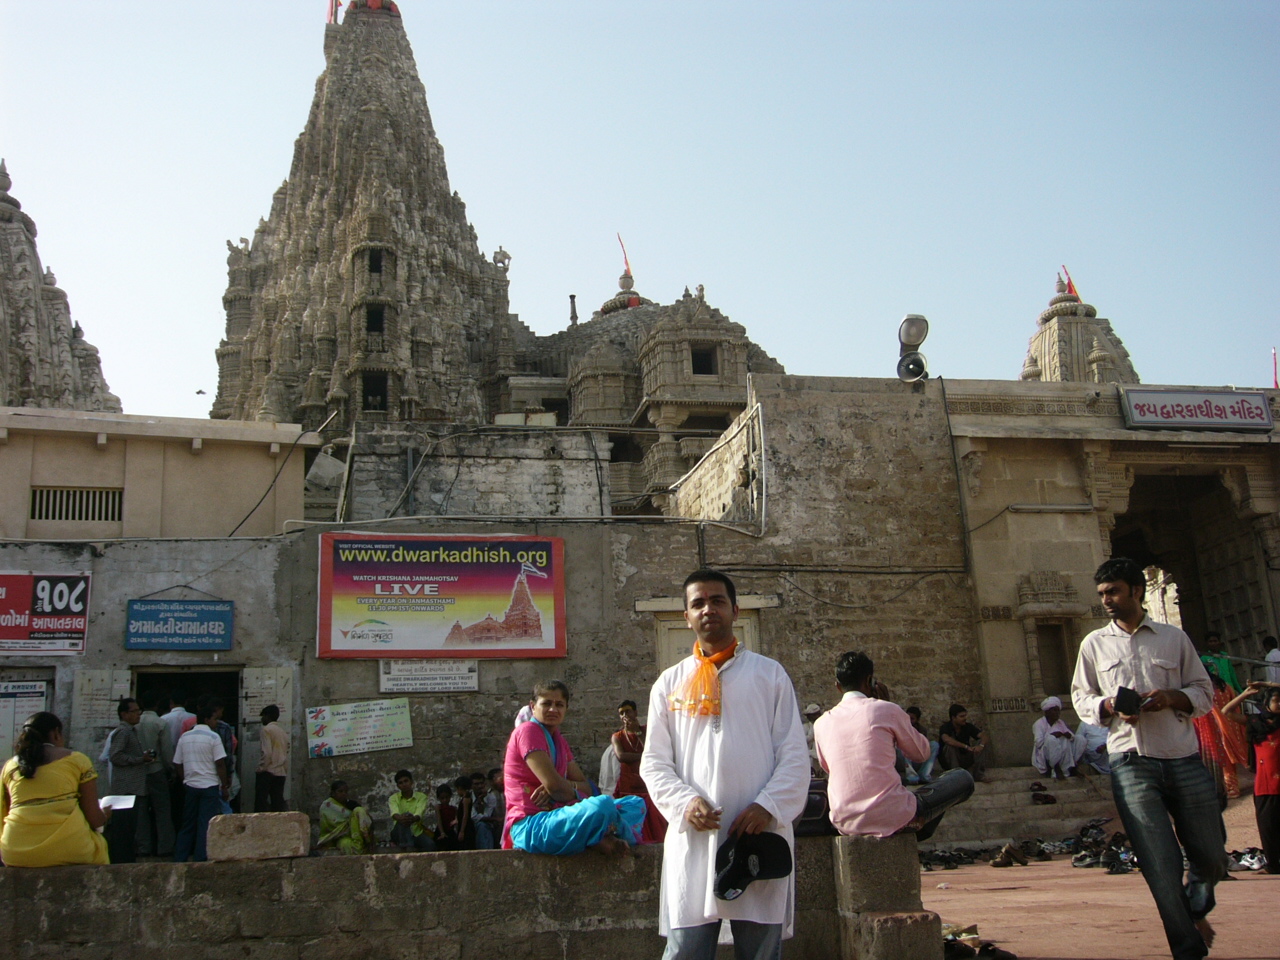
896, 314, 929, 382
898, 314, 929, 348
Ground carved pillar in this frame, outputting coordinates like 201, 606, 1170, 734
1079, 440, 1134, 557
645, 403, 689, 491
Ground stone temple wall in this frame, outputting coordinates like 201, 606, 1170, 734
669, 375, 987, 757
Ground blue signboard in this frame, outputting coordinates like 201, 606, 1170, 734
125, 600, 234, 650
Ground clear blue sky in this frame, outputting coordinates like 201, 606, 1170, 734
3, 1, 1277, 418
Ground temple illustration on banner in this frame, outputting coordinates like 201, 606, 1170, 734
443, 569, 544, 647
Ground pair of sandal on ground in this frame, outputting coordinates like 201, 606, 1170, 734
944, 937, 1018, 959
1028, 780, 1057, 805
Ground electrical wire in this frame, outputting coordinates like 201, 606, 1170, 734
227, 411, 337, 537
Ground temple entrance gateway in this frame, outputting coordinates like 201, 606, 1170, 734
1110, 469, 1277, 662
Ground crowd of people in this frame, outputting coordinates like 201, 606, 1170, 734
3, 563, 1279, 960
0, 690, 289, 867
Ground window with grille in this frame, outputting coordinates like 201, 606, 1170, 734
30, 487, 123, 522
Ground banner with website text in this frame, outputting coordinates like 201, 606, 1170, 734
317, 533, 566, 659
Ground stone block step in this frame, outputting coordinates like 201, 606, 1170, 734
921, 811, 1119, 849
956, 797, 1116, 819
913, 765, 1118, 848
973, 776, 1109, 797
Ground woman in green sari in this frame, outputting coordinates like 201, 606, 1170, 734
317, 780, 372, 854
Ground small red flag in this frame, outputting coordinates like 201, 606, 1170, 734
1061, 265, 1079, 299
326, 0, 343, 24
617, 233, 633, 277
1273, 347, 1277, 389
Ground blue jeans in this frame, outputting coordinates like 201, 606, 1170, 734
912, 768, 974, 841
174, 785, 222, 863
1109, 753, 1227, 960
390, 822, 436, 851
662, 920, 782, 960
901, 741, 941, 782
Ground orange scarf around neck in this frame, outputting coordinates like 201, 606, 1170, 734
669, 639, 738, 716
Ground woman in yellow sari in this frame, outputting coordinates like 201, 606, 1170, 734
1, 712, 110, 866
317, 780, 372, 854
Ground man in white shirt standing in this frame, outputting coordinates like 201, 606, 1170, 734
1072, 557, 1225, 960
641, 570, 809, 960
1264, 636, 1280, 684
172, 700, 230, 863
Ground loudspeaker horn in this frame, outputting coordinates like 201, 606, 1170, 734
897, 352, 928, 382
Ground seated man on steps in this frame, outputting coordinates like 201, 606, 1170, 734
814, 651, 973, 841
937, 703, 990, 783
1031, 696, 1087, 779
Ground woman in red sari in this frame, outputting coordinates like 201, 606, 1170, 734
611, 700, 667, 843
1194, 673, 1249, 800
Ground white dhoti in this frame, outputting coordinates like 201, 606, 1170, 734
1031, 717, 1087, 775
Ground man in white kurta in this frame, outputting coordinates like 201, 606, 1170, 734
1030, 696, 1087, 778
641, 571, 810, 960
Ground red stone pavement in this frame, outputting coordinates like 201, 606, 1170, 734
922, 795, 1280, 960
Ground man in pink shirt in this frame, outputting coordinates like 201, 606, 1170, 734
814, 651, 973, 840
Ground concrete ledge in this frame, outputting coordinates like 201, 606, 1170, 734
0, 835, 937, 959
207, 812, 311, 861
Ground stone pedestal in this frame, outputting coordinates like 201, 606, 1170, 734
832, 834, 942, 960
206, 812, 310, 861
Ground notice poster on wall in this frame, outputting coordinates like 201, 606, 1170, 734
316, 533, 566, 659
0, 572, 92, 655
305, 698, 412, 758
0, 682, 50, 759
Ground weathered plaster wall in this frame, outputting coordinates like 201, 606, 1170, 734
0, 408, 311, 538
0, 538, 290, 758
346, 424, 611, 520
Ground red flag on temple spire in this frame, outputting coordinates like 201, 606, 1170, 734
1061, 265, 1079, 299
617, 233, 633, 277
326, 0, 343, 24
1273, 347, 1278, 389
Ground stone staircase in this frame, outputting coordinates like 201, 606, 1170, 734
918, 764, 1117, 850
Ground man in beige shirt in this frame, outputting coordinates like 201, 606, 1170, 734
1072, 557, 1223, 960
255, 705, 289, 812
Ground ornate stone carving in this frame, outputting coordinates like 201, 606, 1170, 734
209, 3, 782, 465
945, 396, 1122, 418
961, 450, 984, 498
0, 160, 120, 412
1019, 275, 1140, 384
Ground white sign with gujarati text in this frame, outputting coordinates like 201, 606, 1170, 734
379, 659, 478, 693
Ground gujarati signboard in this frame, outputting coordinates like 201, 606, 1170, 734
306, 698, 413, 757
1121, 389, 1273, 432
317, 533, 566, 659
125, 600, 234, 650
0, 572, 92, 655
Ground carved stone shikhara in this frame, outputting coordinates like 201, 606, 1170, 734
1020, 274, 1140, 385
209, 0, 781, 506
0, 160, 121, 412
